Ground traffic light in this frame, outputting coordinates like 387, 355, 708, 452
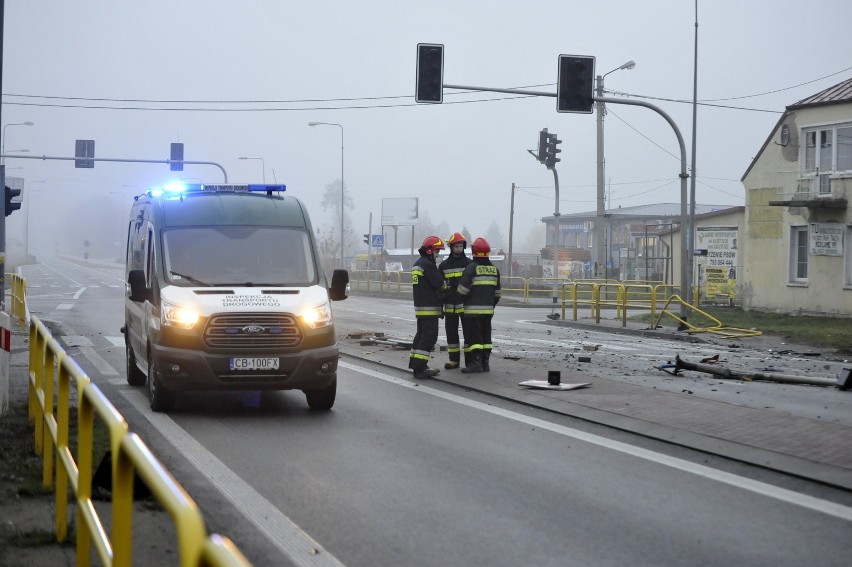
170, 142, 184, 172
416, 43, 444, 103
557, 55, 595, 113
537, 129, 549, 163
4, 185, 21, 216
363, 233, 370, 245
545, 134, 562, 169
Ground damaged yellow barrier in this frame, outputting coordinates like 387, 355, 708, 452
652, 294, 763, 338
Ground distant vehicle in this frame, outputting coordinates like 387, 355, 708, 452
122, 183, 349, 412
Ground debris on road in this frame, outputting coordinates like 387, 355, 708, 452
665, 354, 846, 388
352, 334, 413, 349
519, 380, 591, 391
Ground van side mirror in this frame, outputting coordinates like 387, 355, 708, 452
128, 269, 151, 302
329, 269, 349, 301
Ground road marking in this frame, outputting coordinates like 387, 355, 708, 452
56, 304, 74, 310
121, 390, 347, 567
73, 288, 86, 299
105, 336, 125, 347
61, 335, 93, 347
340, 360, 852, 523
78, 346, 119, 376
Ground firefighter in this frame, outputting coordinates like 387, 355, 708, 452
457, 237, 501, 373
409, 235, 447, 379
438, 232, 471, 369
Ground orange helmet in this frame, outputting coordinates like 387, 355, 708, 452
447, 232, 467, 248
471, 237, 491, 257
421, 235, 445, 255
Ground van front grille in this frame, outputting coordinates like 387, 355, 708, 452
203, 313, 302, 349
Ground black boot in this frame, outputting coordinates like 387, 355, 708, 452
461, 353, 483, 374
414, 367, 440, 379
444, 359, 460, 370
482, 351, 491, 372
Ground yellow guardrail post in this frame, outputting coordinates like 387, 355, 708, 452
593, 284, 601, 324
571, 282, 578, 321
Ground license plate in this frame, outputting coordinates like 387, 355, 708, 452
230, 357, 280, 371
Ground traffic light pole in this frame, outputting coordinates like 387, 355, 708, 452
445, 84, 692, 317
551, 169, 561, 289
0, 154, 229, 182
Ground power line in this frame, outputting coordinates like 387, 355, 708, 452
7, 64, 846, 113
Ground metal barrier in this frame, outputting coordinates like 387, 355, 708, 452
651, 294, 762, 338
15, 275, 251, 566
9, 272, 26, 326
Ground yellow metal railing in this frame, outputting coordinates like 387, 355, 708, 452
651, 295, 763, 339
342, 270, 756, 337
15, 273, 252, 566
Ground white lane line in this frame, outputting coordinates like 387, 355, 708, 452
78, 347, 119, 376
340, 360, 852, 523
105, 336, 125, 347
39, 261, 86, 287
56, 304, 74, 310
61, 335, 93, 347
121, 390, 347, 567
73, 287, 87, 299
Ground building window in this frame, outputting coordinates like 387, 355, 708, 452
789, 226, 808, 283
802, 123, 852, 173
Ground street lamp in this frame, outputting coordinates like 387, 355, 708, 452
2, 121, 34, 165
308, 122, 345, 269
595, 60, 635, 279
25, 180, 46, 259
238, 156, 266, 183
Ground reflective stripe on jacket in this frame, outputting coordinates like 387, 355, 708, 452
457, 259, 501, 316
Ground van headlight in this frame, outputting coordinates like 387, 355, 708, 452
300, 303, 332, 329
161, 300, 200, 329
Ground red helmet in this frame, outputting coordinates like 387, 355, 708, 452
421, 235, 445, 255
447, 232, 467, 248
471, 237, 491, 257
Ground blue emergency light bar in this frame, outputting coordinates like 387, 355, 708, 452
146, 183, 286, 197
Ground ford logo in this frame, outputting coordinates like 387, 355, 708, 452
242, 325, 266, 335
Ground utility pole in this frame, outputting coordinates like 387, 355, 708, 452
507, 183, 516, 276
1, 0, 7, 308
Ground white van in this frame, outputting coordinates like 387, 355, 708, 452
122, 183, 349, 412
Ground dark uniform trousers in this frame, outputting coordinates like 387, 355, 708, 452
444, 311, 470, 364
409, 316, 440, 371
463, 314, 493, 362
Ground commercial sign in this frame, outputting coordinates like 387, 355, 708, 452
696, 226, 738, 298
809, 223, 844, 257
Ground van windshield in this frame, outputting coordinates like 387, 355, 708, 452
162, 226, 317, 287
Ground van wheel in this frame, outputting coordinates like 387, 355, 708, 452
304, 378, 336, 411
148, 360, 175, 412
125, 344, 147, 386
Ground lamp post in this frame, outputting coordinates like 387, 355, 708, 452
25, 181, 46, 259
308, 122, 345, 269
595, 61, 635, 279
2, 121, 34, 165
238, 156, 266, 183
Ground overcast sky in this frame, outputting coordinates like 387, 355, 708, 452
3, 0, 851, 257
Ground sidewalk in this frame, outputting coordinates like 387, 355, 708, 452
337, 313, 852, 491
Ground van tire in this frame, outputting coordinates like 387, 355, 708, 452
148, 360, 175, 412
125, 343, 147, 386
304, 378, 336, 411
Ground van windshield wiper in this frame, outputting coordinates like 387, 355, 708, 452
169, 271, 211, 286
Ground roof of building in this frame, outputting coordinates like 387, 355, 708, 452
541, 202, 735, 221
788, 77, 852, 110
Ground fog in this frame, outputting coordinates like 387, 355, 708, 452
2, 0, 851, 265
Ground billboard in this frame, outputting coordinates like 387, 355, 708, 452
381, 197, 418, 226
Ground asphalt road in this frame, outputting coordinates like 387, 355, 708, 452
14, 257, 852, 566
